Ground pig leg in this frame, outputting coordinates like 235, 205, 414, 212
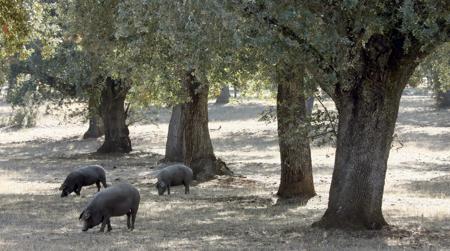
99, 217, 112, 232
167, 185, 171, 195
101, 178, 108, 188
99, 220, 106, 232
184, 181, 190, 194
75, 186, 81, 196
95, 181, 101, 192
126, 212, 131, 229
130, 211, 137, 231
107, 219, 112, 232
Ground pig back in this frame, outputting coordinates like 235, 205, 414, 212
87, 183, 140, 216
158, 164, 193, 186
75, 165, 105, 185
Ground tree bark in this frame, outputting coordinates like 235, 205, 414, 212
182, 70, 232, 181
163, 104, 186, 162
314, 34, 420, 230
436, 90, 450, 109
276, 63, 315, 201
83, 96, 104, 139
215, 85, 230, 104
305, 96, 314, 115
96, 77, 132, 153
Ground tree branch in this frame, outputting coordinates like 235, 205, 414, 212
232, 0, 340, 87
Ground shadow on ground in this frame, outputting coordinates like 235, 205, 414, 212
0, 95, 449, 250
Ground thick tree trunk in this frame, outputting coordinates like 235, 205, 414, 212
182, 71, 232, 181
305, 96, 314, 115
276, 64, 315, 201
163, 104, 186, 162
215, 85, 230, 104
97, 77, 132, 153
83, 96, 104, 139
436, 90, 450, 109
314, 34, 419, 230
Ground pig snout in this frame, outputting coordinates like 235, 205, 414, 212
60, 189, 69, 197
156, 182, 166, 195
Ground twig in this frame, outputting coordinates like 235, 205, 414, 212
314, 93, 338, 137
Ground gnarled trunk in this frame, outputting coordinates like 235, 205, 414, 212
83, 96, 104, 139
163, 104, 186, 162
215, 85, 230, 104
314, 34, 419, 230
97, 77, 132, 153
182, 71, 232, 181
276, 64, 315, 201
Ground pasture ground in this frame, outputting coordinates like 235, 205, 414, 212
0, 93, 449, 250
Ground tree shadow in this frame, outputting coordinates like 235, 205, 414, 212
141, 102, 271, 125
212, 129, 278, 152
396, 96, 450, 128
396, 161, 450, 173
394, 130, 450, 151
208, 102, 271, 122
401, 174, 450, 197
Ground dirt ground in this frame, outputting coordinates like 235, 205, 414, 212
0, 93, 449, 250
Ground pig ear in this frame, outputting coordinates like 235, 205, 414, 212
59, 184, 64, 191
79, 210, 90, 220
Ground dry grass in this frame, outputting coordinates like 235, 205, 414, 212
0, 94, 449, 250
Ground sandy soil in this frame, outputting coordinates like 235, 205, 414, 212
0, 94, 449, 250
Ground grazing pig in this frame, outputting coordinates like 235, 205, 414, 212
60, 165, 108, 197
79, 182, 140, 232
156, 164, 193, 195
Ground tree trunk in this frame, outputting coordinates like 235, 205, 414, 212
436, 90, 450, 109
83, 96, 104, 139
215, 85, 230, 105
305, 96, 314, 115
163, 104, 186, 162
182, 70, 232, 181
233, 84, 238, 98
97, 77, 132, 153
427, 67, 450, 109
314, 34, 419, 230
276, 63, 315, 201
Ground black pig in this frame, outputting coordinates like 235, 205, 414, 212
156, 164, 193, 195
60, 165, 107, 197
79, 182, 140, 232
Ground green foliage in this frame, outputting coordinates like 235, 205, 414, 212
61, 0, 267, 107
6, 41, 90, 106
10, 105, 38, 128
0, 0, 31, 58
4, 2, 95, 124
226, 0, 449, 97
3, 0, 448, 131
410, 42, 450, 107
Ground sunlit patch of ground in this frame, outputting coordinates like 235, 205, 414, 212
0, 95, 448, 250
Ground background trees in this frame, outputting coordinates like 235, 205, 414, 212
0, 0, 448, 233
0, 0, 30, 58
229, 0, 449, 229
411, 43, 450, 109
